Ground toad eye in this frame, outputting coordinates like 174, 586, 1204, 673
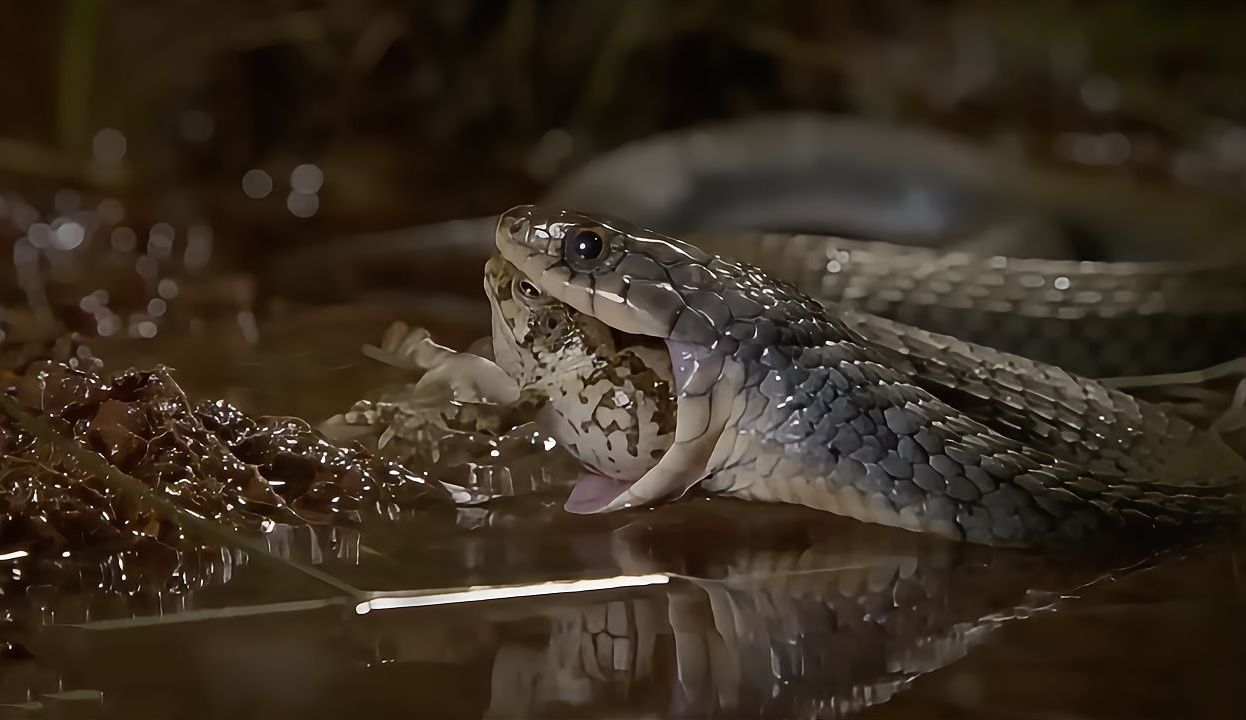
516, 279, 541, 298
570, 229, 605, 261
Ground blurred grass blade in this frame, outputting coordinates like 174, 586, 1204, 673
58, 0, 101, 150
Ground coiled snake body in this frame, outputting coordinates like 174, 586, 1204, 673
490, 205, 1245, 547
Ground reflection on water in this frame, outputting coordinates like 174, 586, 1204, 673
3, 494, 1240, 719
1, 264, 1243, 719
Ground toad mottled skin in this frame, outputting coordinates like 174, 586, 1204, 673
485, 255, 678, 510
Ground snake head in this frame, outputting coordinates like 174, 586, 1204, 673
495, 206, 755, 514
495, 205, 720, 343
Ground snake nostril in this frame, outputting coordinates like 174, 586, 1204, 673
500, 206, 533, 244
506, 215, 527, 238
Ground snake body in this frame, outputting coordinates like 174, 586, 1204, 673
690, 232, 1246, 378
491, 205, 1244, 547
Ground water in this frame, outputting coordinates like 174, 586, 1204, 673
3, 488, 1243, 717
0, 291, 1242, 719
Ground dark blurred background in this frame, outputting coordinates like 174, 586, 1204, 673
4, 0, 1246, 411
6, 2, 1246, 233
2, 9, 1245, 718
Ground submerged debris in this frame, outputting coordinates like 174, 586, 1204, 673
0, 319, 576, 630
0, 358, 448, 562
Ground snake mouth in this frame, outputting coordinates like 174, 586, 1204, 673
564, 475, 640, 513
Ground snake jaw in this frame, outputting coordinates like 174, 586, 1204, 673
560, 341, 739, 514
558, 341, 711, 514
580, 342, 741, 513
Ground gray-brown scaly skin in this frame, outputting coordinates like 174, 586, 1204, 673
484, 255, 676, 484
495, 205, 1245, 547
692, 232, 1246, 378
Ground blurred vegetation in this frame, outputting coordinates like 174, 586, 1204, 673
3, 1, 1246, 241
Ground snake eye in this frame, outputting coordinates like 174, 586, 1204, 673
516, 279, 541, 298
570, 229, 605, 261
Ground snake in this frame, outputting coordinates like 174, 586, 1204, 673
487, 204, 1246, 547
